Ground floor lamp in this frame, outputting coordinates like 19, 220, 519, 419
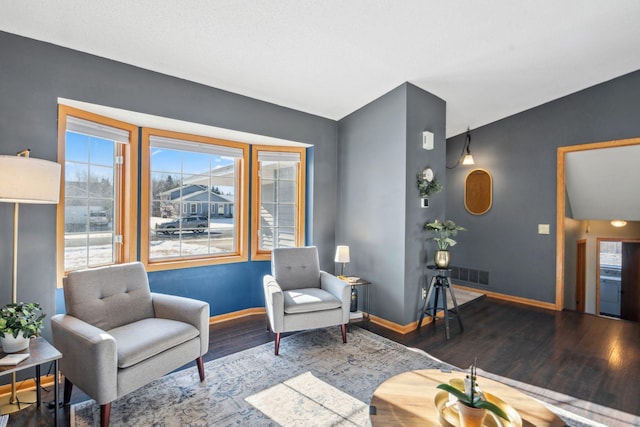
0, 150, 61, 414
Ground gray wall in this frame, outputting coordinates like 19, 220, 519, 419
446, 70, 640, 304
0, 31, 338, 339
337, 85, 406, 324
404, 84, 446, 324
337, 83, 445, 325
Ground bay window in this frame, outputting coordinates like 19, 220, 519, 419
57, 105, 138, 284
141, 129, 248, 270
251, 146, 306, 260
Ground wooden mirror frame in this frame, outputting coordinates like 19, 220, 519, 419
464, 168, 492, 215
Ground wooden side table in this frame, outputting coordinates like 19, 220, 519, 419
0, 337, 62, 426
370, 369, 564, 426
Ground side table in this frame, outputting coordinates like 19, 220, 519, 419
0, 337, 62, 426
343, 277, 371, 329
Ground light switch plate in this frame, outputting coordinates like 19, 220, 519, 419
538, 224, 550, 234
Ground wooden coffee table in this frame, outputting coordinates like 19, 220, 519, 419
370, 369, 564, 426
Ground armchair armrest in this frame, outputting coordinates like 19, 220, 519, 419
151, 293, 210, 355
320, 271, 351, 323
263, 274, 284, 332
51, 314, 118, 405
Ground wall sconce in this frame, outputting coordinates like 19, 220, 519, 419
611, 220, 627, 227
462, 129, 475, 165
447, 128, 475, 169
334, 245, 350, 278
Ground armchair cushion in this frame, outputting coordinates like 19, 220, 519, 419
283, 288, 341, 314
108, 318, 200, 369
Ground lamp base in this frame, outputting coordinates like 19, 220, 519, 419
0, 390, 37, 414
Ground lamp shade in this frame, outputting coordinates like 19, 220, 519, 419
334, 245, 350, 263
0, 156, 61, 204
462, 154, 475, 165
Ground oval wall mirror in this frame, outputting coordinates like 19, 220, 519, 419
464, 168, 492, 215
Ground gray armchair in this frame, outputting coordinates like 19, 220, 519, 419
263, 246, 350, 355
51, 262, 209, 427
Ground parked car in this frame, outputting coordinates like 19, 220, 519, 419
89, 210, 109, 226
157, 216, 209, 235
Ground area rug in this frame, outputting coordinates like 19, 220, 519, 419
71, 327, 634, 426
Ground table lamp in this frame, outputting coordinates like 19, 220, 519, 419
0, 150, 61, 413
334, 245, 350, 278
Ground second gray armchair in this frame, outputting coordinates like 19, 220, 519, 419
263, 246, 351, 355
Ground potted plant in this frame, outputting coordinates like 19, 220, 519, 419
437, 360, 510, 427
0, 302, 45, 353
424, 219, 465, 268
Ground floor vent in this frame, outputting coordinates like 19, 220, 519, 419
450, 266, 489, 286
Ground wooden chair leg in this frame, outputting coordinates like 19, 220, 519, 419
196, 356, 205, 381
274, 332, 281, 355
63, 377, 73, 405
101, 402, 111, 427
341, 324, 347, 343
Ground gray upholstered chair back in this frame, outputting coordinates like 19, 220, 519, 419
271, 246, 321, 291
63, 262, 155, 331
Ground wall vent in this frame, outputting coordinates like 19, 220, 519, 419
449, 265, 489, 286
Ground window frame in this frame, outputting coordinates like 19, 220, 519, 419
56, 105, 139, 287
251, 145, 306, 261
140, 127, 249, 271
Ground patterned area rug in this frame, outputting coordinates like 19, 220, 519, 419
71, 327, 633, 426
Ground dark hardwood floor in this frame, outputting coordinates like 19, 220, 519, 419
8, 297, 640, 425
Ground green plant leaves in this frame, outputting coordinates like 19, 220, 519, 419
0, 302, 45, 339
436, 383, 472, 404
424, 219, 466, 250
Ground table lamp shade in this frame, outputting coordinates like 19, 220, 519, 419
334, 245, 350, 263
0, 156, 61, 204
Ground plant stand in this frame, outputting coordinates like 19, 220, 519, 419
416, 266, 464, 339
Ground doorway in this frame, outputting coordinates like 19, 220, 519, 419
597, 240, 640, 320
597, 240, 621, 318
556, 137, 640, 314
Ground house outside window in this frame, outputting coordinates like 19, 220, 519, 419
57, 105, 138, 284
141, 128, 248, 270
252, 146, 306, 260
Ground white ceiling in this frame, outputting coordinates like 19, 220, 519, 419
2, 1, 640, 137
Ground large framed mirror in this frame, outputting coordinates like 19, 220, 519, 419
464, 168, 492, 215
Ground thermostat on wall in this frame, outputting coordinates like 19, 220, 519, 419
422, 131, 434, 150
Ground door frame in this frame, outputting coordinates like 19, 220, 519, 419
556, 137, 640, 310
